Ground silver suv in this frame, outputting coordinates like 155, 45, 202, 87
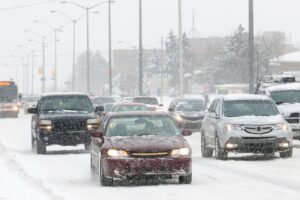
201, 94, 293, 160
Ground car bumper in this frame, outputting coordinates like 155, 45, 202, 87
176, 120, 202, 132
224, 137, 292, 153
102, 157, 191, 180
40, 131, 91, 146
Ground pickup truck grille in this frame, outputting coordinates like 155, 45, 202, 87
285, 113, 300, 124
53, 120, 86, 132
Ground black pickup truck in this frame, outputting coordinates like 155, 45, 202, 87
28, 92, 103, 154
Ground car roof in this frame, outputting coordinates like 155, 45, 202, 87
134, 96, 157, 99
41, 92, 88, 97
176, 97, 204, 101
223, 94, 271, 101
266, 83, 300, 92
107, 111, 169, 117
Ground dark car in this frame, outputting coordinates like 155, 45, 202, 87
111, 102, 147, 112
28, 93, 103, 154
168, 98, 206, 132
90, 112, 192, 186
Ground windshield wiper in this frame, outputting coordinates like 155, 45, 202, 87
137, 133, 159, 136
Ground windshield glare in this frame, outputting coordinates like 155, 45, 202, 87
106, 115, 180, 137
270, 90, 300, 104
176, 100, 205, 112
40, 96, 93, 113
224, 100, 279, 117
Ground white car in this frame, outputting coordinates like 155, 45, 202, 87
266, 83, 300, 140
201, 94, 293, 160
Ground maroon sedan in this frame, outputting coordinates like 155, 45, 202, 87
90, 112, 192, 186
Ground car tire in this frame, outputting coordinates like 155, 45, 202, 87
179, 173, 192, 184
201, 133, 213, 158
280, 148, 293, 158
99, 162, 113, 186
36, 137, 46, 154
215, 136, 228, 160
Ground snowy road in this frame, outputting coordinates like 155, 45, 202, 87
0, 114, 300, 200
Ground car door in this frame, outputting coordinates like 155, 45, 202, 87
203, 100, 218, 145
31, 100, 40, 139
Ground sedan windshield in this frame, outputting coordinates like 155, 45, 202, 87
40, 95, 94, 113
134, 98, 158, 105
106, 115, 180, 137
270, 90, 300, 104
224, 100, 279, 117
176, 100, 205, 112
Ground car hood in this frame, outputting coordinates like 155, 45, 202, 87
225, 115, 284, 125
277, 103, 300, 114
177, 111, 205, 117
40, 112, 96, 120
107, 135, 187, 152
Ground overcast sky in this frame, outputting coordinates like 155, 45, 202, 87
0, 0, 300, 90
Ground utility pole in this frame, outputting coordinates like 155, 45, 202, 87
31, 51, 35, 94
42, 36, 46, 93
160, 37, 164, 102
54, 30, 58, 91
108, 0, 113, 96
249, 0, 255, 94
178, 0, 184, 97
86, 8, 90, 94
139, 0, 143, 96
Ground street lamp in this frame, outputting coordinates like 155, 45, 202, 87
34, 20, 62, 92
61, 0, 115, 94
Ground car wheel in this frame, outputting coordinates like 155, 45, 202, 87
179, 173, 192, 184
99, 162, 113, 186
36, 137, 46, 154
215, 136, 228, 160
280, 148, 293, 158
201, 133, 213, 158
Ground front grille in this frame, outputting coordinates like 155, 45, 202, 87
180, 115, 203, 121
131, 152, 168, 158
243, 125, 273, 134
239, 143, 275, 153
53, 119, 86, 132
285, 113, 300, 124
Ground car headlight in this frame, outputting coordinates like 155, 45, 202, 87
87, 118, 100, 130
175, 114, 183, 121
38, 120, 52, 131
12, 106, 19, 111
170, 148, 190, 157
274, 123, 289, 131
225, 124, 242, 132
107, 149, 129, 158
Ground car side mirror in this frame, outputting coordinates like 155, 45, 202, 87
27, 107, 37, 114
95, 105, 104, 112
209, 112, 219, 119
168, 108, 174, 112
91, 131, 104, 139
181, 129, 192, 136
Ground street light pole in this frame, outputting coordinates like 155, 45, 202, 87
31, 50, 35, 94
139, 0, 143, 96
42, 36, 46, 93
108, 0, 113, 96
249, 0, 254, 93
178, 0, 184, 97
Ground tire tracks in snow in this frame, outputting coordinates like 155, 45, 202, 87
0, 142, 64, 200
193, 157, 300, 192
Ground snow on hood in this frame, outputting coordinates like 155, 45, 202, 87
107, 135, 185, 152
267, 83, 300, 92
277, 103, 300, 114
226, 115, 284, 125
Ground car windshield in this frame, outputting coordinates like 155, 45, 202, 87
176, 100, 205, 112
0, 87, 18, 103
224, 100, 279, 117
270, 90, 300, 104
40, 95, 93, 113
93, 97, 115, 105
134, 98, 158, 105
106, 115, 180, 137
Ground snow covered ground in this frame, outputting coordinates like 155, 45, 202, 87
0, 112, 300, 200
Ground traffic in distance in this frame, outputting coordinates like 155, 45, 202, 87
4, 74, 297, 187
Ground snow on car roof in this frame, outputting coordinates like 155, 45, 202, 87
42, 92, 88, 97
223, 94, 271, 101
266, 83, 300, 92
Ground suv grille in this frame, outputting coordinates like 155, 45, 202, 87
53, 119, 86, 132
285, 113, 300, 124
243, 125, 273, 134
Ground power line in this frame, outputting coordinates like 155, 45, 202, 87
0, 0, 58, 12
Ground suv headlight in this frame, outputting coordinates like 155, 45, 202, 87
87, 118, 100, 130
107, 149, 129, 158
225, 124, 242, 132
12, 105, 19, 111
274, 123, 289, 131
170, 148, 190, 157
38, 120, 52, 131
175, 114, 183, 121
